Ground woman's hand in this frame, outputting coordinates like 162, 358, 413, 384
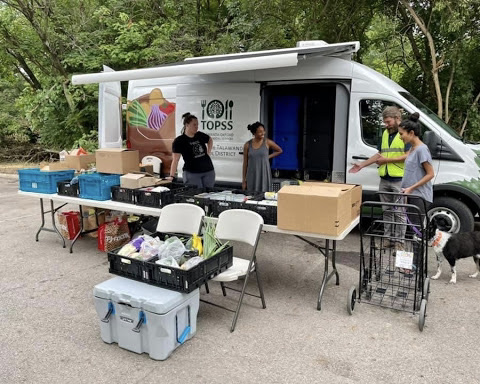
402, 186, 414, 195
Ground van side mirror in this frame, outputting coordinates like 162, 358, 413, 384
422, 131, 439, 157
422, 130, 463, 162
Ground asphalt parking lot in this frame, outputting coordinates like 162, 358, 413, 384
1, 175, 479, 384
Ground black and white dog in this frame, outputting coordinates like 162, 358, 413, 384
428, 218, 480, 284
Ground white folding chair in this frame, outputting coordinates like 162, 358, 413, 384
202, 209, 265, 332
156, 203, 204, 235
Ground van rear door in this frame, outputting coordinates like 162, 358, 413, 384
98, 66, 122, 148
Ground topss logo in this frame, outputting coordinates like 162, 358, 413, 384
200, 99, 234, 130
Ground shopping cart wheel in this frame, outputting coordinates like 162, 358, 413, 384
347, 286, 356, 315
418, 299, 427, 332
423, 277, 431, 300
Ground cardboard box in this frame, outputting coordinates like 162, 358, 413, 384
95, 149, 140, 174
120, 173, 158, 189
65, 154, 96, 171
41, 162, 74, 171
277, 182, 362, 236
140, 164, 154, 174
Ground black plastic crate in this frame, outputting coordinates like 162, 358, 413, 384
243, 199, 277, 225
270, 178, 300, 192
210, 191, 262, 217
57, 181, 79, 197
174, 189, 214, 214
144, 245, 233, 293
135, 182, 192, 208
108, 252, 148, 282
111, 186, 136, 204
107, 232, 188, 282
108, 232, 233, 293
211, 200, 244, 217
174, 187, 244, 216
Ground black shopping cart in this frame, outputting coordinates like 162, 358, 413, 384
347, 193, 431, 331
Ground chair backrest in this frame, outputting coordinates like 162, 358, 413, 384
156, 203, 204, 235
141, 155, 162, 174
215, 209, 264, 247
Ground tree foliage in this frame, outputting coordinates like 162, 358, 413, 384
0, 0, 479, 150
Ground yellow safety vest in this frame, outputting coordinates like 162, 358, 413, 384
378, 130, 406, 177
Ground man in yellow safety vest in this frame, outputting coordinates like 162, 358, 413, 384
349, 106, 410, 250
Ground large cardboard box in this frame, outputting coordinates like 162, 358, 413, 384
277, 182, 362, 236
120, 173, 158, 189
41, 162, 74, 171
65, 154, 96, 171
95, 149, 140, 174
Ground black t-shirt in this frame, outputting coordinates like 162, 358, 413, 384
172, 132, 214, 173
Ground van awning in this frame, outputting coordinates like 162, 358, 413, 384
72, 53, 298, 85
71, 41, 359, 85
184, 41, 359, 64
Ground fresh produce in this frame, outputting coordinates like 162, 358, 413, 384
202, 220, 230, 259
192, 233, 203, 256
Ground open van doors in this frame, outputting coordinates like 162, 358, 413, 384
98, 66, 122, 148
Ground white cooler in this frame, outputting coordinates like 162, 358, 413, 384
93, 277, 199, 360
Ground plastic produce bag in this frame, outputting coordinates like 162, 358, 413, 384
181, 256, 204, 270
155, 256, 180, 268
117, 243, 137, 257
157, 237, 185, 262
139, 241, 160, 260
151, 186, 170, 193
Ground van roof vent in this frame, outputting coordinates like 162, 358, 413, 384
296, 40, 329, 48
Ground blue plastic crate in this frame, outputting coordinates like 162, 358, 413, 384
18, 168, 75, 194
78, 173, 120, 201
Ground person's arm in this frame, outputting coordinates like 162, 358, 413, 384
266, 139, 283, 159
376, 150, 410, 165
349, 152, 381, 173
242, 142, 249, 190
402, 161, 434, 195
167, 153, 181, 180
207, 136, 213, 155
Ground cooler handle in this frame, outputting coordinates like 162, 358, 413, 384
175, 306, 191, 344
101, 302, 115, 323
132, 311, 146, 333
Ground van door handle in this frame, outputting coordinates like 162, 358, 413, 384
352, 155, 369, 160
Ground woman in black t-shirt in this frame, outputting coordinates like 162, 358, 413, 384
168, 112, 215, 188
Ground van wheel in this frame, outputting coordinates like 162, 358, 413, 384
429, 197, 474, 233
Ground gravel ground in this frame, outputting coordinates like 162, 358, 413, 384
1, 176, 479, 384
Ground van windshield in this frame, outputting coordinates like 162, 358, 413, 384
399, 91, 462, 140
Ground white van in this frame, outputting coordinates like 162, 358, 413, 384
73, 41, 480, 233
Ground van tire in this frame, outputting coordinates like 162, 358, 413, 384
429, 197, 474, 233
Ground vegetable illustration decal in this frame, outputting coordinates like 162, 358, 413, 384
128, 100, 148, 128
127, 88, 176, 131
148, 105, 168, 130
